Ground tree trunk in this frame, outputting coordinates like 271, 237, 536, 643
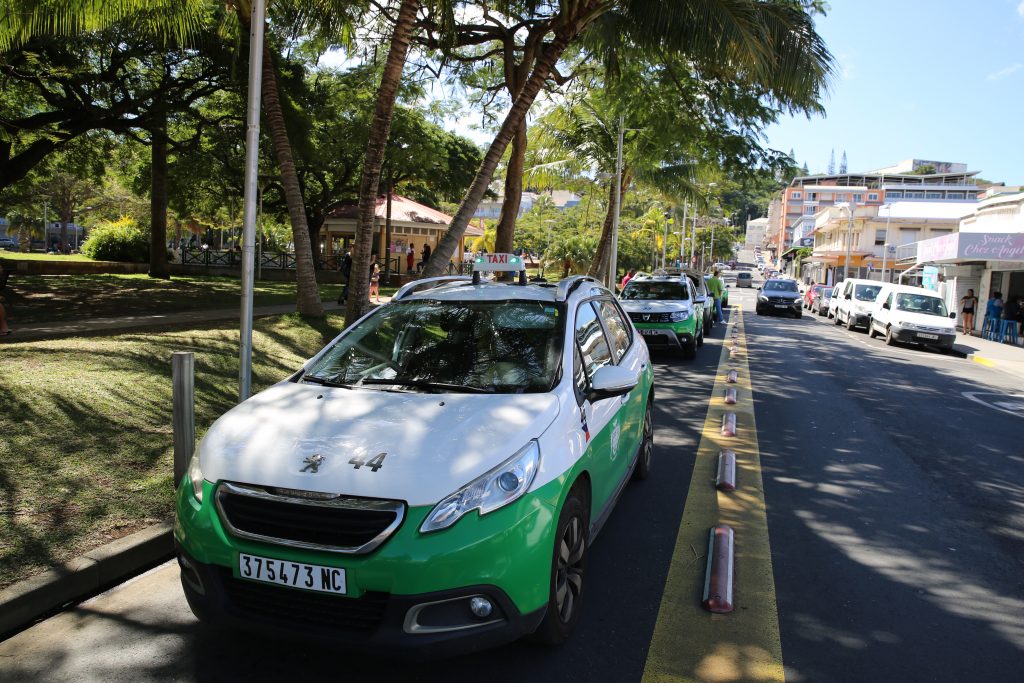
424, 22, 582, 277
588, 168, 632, 281
346, 0, 419, 324
149, 110, 170, 279
494, 123, 526, 255
260, 42, 323, 316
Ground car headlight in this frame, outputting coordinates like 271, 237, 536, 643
187, 450, 205, 503
758, 295, 768, 303
670, 310, 691, 322
898, 321, 915, 331
420, 440, 540, 533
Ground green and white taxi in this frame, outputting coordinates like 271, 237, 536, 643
619, 274, 703, 359
175, 254, 655, 656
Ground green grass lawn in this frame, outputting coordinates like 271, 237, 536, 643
0, 313, 345, 589
0, 252, 95, 262
1, 273, 396, 325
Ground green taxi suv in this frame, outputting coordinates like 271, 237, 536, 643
618, 274, 703, 359
174, 257, 655, 658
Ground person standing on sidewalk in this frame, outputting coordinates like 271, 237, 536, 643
369, 254, 381, 303
0, 299, 9, 336
706, 269, 725, 322
960, 288, 978, 336
337, 246, 353, 304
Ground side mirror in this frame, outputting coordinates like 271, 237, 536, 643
588, 365, 638, 402
845, 293, 852, 300
882, 301, 890, 310
756, 286, 762, 291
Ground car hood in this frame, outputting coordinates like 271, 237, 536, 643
620, 300, 693, 314
197, 382, 560, 506
892, 310, 956, 331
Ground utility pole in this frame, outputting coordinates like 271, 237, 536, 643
879, 204, 892, 282
840, 203, 855, 281
238, 0, 266, 402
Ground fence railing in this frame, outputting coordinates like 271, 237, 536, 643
177, 249, 478, 276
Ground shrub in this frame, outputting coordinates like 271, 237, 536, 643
81, 218, 149, 262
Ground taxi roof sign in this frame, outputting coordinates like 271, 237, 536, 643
472, 253, 524, 272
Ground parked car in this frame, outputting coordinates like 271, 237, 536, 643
811, 287, 833, 316
620, 274, 703, 359
803, 284, 829, 309
736, 272, 753, 288
826, 283, 843, 319
868, 284, 957, 352
0, 236, 18, 251
174, 261, 655, 655
833, 279, 884, 331
756, 278, 802, 318
673, 268, 715, 334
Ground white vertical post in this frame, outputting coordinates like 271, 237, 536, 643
239, 0, 266, 402
172, 352, 196, 488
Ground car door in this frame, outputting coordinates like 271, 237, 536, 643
875, 290, 894, 331
573, 299, 625, 515
595, 298, 645, 465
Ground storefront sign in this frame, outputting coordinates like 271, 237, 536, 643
917, 233, 960, 262
959, 233, 1024, 261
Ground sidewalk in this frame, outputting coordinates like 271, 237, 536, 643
0, 297, 392, 343
952, 329, 1024, 380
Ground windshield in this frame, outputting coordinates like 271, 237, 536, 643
621, 281, 690, 301
303, 300, 564, 393
895, 293, 949, 317
855, 285, 882, 301
764, 280, 798, 292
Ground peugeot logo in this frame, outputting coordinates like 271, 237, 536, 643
300, 454, 325, 473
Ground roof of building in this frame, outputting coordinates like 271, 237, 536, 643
325, 194, 482, 235
876, 201, 977, 220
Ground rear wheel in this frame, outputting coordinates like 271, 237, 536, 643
531, 490, 589, 645
633, 403, 653, 481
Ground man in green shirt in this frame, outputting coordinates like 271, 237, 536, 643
706, 269, 725, 322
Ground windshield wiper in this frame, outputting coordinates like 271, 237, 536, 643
360, 378, 493, 394
301, 374, 353, 388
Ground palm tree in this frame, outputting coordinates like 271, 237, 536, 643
424, 0, 833, 276
346, 0, 420, 323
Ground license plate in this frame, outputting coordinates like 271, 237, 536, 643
238, 553, 346, 595
917, 333, 939, 340
639, 328, 661, 336
774, 304, 790, 308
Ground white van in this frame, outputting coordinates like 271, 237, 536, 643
868, 284, 957, 351
833, 279, 884, 331
826, 283, 843, 319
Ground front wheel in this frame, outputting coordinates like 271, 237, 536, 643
846, 314, 856, 330
885, 326, 896, 346
868, 323, 878, 339
682, 336, 697, 360
531, 490, 589, 645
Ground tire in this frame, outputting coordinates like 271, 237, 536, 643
867, 323, 878, 339
531, 489, 589, 645
633, 403, 653, 481
682, 336, 697, 360
834, 311, 842, 325
704, 316, 712, 335
795, 311, 802, 319
884, 326, 896, 346
846, 313, 856, 330
696, 326, 704, 347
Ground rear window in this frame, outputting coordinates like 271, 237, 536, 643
621, 281, 690, 301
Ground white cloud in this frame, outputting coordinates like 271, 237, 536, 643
1018, 1, 1024, 18
837, 52, 856, 81
986, 63, 1024, 81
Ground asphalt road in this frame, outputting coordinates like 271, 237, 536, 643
2, 281, 1022, 682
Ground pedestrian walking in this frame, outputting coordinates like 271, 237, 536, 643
706, 268, 725, 322
620, 269, 636, 291
369, 254, 381, 303
419, 243, 431, 273
406, 243, 415, 274
959, 288, 978, 336
337, 245, 353, 304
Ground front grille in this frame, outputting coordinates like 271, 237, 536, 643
629, 311, 673, 323
221, 568, 388, 635
216, 483, 405, 554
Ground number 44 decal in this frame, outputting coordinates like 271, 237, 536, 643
349, 452, 387, 472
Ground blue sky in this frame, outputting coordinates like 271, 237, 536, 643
764, 0, 1024, 183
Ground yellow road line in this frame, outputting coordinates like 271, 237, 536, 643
971, 355, 996, 368
642, 304, 783, 683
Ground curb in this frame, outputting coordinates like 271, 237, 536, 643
0, 521, 174, 639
